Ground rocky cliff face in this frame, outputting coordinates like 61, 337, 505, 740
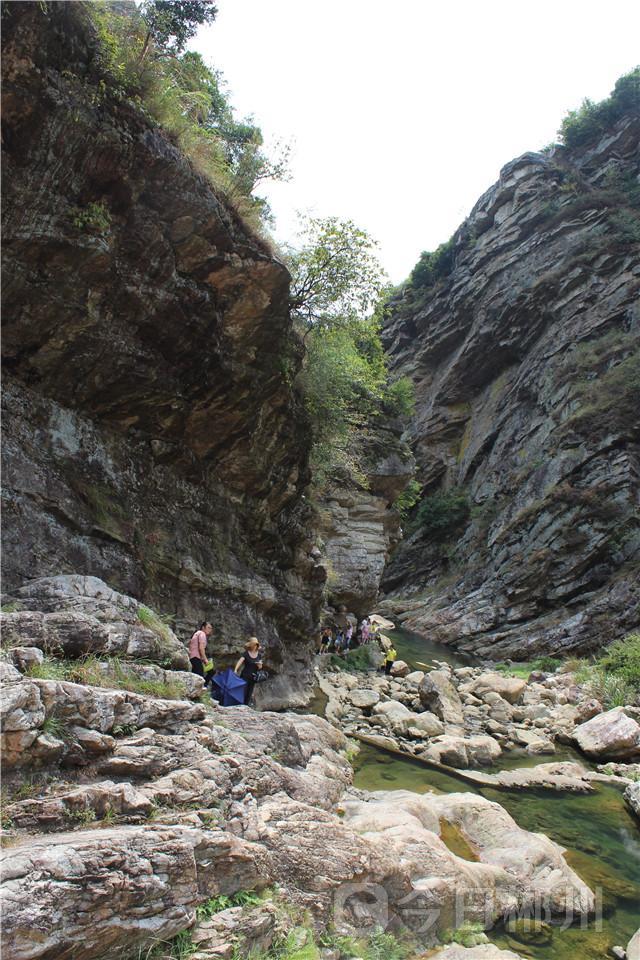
381, 115, 640, 659
1, 3, 324, 703
314, 416, 415, 617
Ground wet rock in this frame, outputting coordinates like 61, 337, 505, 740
624, 782, 640, 820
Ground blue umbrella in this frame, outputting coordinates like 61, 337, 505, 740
211, 668, 246, 706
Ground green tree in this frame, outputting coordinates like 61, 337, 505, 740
288, 217, 389, 483
288, 217, 387, 331
139, 0, 217, 58
558, 66, 640, 148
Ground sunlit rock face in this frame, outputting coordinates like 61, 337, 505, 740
1, 3, 324, 704
314, 416, 415, 617
381, 117, 640, 659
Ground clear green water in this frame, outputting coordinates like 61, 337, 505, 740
384, 625, 465, 670
352, 742, 640, 958
349, 623, 640, 960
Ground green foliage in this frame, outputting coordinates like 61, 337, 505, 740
409, 235, 455, 290
288, 218, 416, 487
196, 890, 262, 921
288, 217, 387, 332
86, 3, 286, 230
139, 0, 217, 57
393, 478, 421, 522
138, 929, 195, 960
72, 201, 112, 234
70, 807, 97, 826
572, 636, 640, 707
412, 488, 470, 538
26, 658, 69, 681
382, 377, 416, 418
609, 209, 640, 243
0, 602, 20, 613
301, 324, 386, 484
494, 657, 561, 679
442, 921, 487, 948
41, 713, 68, 740
329, 645, 379, 673
29, 654, 185, 701
599, 634, 640, 691
558, 67, 640, 148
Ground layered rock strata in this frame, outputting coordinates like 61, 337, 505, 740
1, 3, 323, 704
314, 417, 415, 616
382, 114, 640, 659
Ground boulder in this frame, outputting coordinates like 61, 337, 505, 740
1, 825, 269, 960
410, 711, 445, 738
390, 660, 410, 678
624, 782, 640, 821
404, 670, 426, 687
421, 735, 469, 768
348, 689, 380, 710
419, 671, 464, 725
627, 928, 640, 960
9, 646, 44, 673
469, 673, 527, 705
371, 700, 417, 736
573, 708, 640, 761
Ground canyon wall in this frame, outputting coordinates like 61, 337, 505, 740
1, 2, 324, 704
381, 113, 640, 659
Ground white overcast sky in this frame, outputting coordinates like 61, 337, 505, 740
192, 0, 640, 282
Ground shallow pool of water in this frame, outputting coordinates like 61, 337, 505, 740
352, 742, 640, 959
384, 625, 465, 670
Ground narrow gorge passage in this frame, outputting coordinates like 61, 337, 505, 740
1, 4, 639, 960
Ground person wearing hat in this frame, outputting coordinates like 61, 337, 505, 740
234, 637, 263, 705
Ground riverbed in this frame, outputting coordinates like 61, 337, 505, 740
350, 626, 640, 958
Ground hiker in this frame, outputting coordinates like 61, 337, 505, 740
319, 627, 332, 654
360, 618, 370, 644
234, 636, 263, 705
189, 621, 212, 679
384, 644, 398, 675
344, 622, 354, 651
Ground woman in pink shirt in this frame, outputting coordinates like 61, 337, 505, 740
189, 621, 212, 678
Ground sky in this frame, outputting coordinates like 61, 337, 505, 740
193, 1, 640, 283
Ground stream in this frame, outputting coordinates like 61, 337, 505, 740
348, 627, 640, 957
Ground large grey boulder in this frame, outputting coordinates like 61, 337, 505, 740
627, 928, 640, 960
348, 689, 380, 710
1, 825, 269, 960
573, 707, 640, 761
624, 782, 640, 821
419, 670, 464, 725
468, 672, 527, 705
4, 575, 189, 669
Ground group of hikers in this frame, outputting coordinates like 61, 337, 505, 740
317, 606, 398, 674
188, 606, 399, 707
188, 622, 264, 705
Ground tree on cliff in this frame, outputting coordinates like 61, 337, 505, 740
139, 0, 217, 58
287, 217, 413, 484
288, 216, 386, 332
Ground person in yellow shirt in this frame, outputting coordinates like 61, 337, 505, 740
384, 645, 397, 675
